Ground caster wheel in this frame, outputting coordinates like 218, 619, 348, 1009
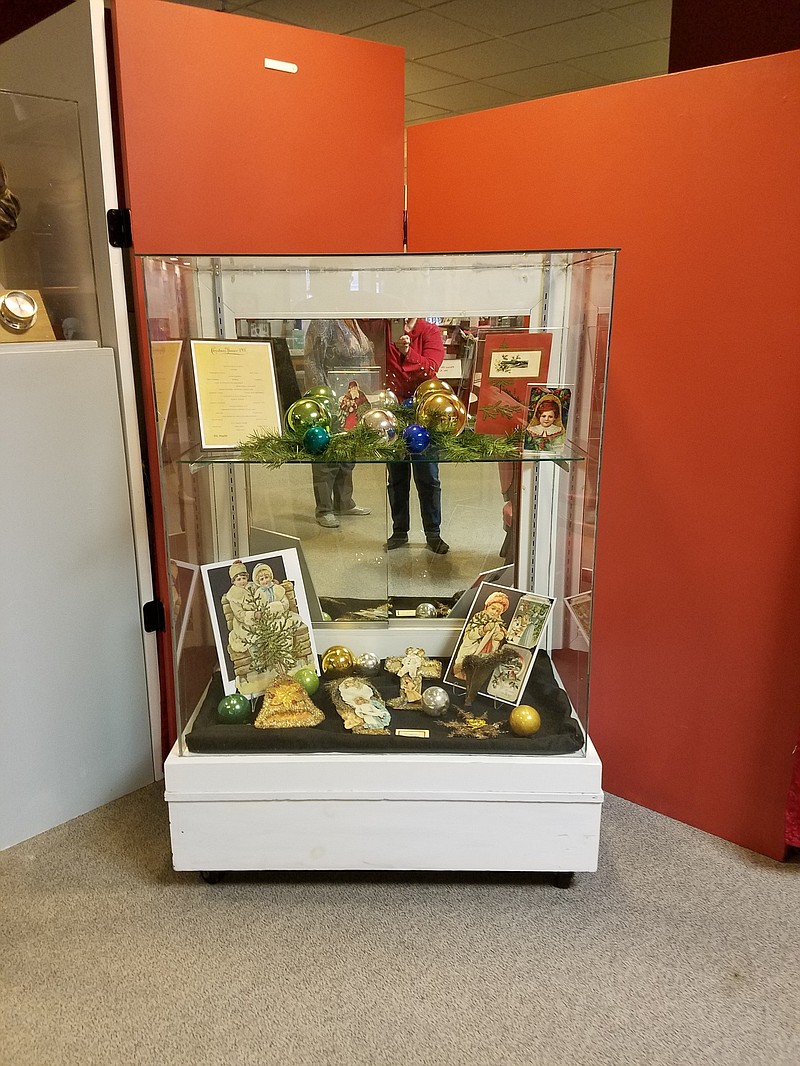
553, 872, 574, 889
200, 870, 225, 884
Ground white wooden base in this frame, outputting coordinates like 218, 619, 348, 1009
164, 741, 603, 874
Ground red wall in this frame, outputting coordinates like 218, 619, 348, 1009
407, 51, 800, 859
111, 0, 405, 254
108, 0, 405, 749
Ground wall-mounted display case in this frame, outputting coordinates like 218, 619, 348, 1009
143, 250, 614, 881
0, 90, 101, 343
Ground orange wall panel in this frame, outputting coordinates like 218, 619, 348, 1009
111, 0, 404, 254
408, 51, 800, 858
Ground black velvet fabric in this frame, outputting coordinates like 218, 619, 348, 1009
185, 652, 584, 756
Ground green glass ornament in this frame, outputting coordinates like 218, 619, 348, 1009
304, 385, 336, 402
217, 693, 251, 723
293, 667, 320, 695
285, 398, 330, 439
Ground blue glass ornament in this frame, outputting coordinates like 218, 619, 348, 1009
402, 424, 431, 453
402, 397, 416, 409
303, 425, 331, 454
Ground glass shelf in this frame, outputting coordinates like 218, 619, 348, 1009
181, 444, 588, 471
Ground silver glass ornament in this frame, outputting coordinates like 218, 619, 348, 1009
361, 407, 397, 441
356, 651, 381, 675
415, 602, 437, 618
421, 686, 450, 716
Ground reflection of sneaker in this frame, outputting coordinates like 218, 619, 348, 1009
337, 505, 371, 516
426, 536, 450, 555
385, 532, 409, 551
316, 512, 340, 528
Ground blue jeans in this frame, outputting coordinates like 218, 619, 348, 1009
386, 461, 441, 536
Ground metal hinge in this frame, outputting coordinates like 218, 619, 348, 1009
142, 599, 166, 633
107, 208, 133, 248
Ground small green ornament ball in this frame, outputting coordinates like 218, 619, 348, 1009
293, 667, 320, 695
217, 693, 251, 723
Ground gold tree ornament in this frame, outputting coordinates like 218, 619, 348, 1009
413, 378, 454, 404
254, 675, 324, 729
417, 392, 467, 436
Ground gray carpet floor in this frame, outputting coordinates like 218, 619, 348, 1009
1, 785, 798, 1066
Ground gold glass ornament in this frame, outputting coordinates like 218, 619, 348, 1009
417, 392, 468, 435
321, 645, 355, 675
509, 704, 542, 736
375, 388, 399, 407
413, 378, 454, 404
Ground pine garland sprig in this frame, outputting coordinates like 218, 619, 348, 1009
238, 430, 304, 467
237, 423, 524, 465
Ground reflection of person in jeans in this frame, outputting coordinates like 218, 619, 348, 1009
303, 320, 373, 528
384, 318, 449, 554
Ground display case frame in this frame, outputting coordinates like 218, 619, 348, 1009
145, 249, 615, 880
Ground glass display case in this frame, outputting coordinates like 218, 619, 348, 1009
0, 90, 101, 343
145, 251, 614, 879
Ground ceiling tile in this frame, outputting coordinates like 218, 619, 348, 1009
241, 0, 418, 34
405, 61, 468, 93
416, 36, 542, 78
405, 99, 452, 123
570, 38, 669, 78
511, 11, 654, 63
607, 0, 673, 38
408, 81, 524, 114
484, 62, 606, 98
431, 0, 601, 37
346, 10, 490, 58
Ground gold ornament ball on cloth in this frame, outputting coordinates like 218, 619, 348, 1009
321, 645, 355, 675
509, 704, 542, 736
413, 378, 454, 404
361, 407, 397, 440
417, 392, 467, 436
285, 397, 330, 438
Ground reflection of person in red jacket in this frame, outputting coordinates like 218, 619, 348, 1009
384, 318, 449, 555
